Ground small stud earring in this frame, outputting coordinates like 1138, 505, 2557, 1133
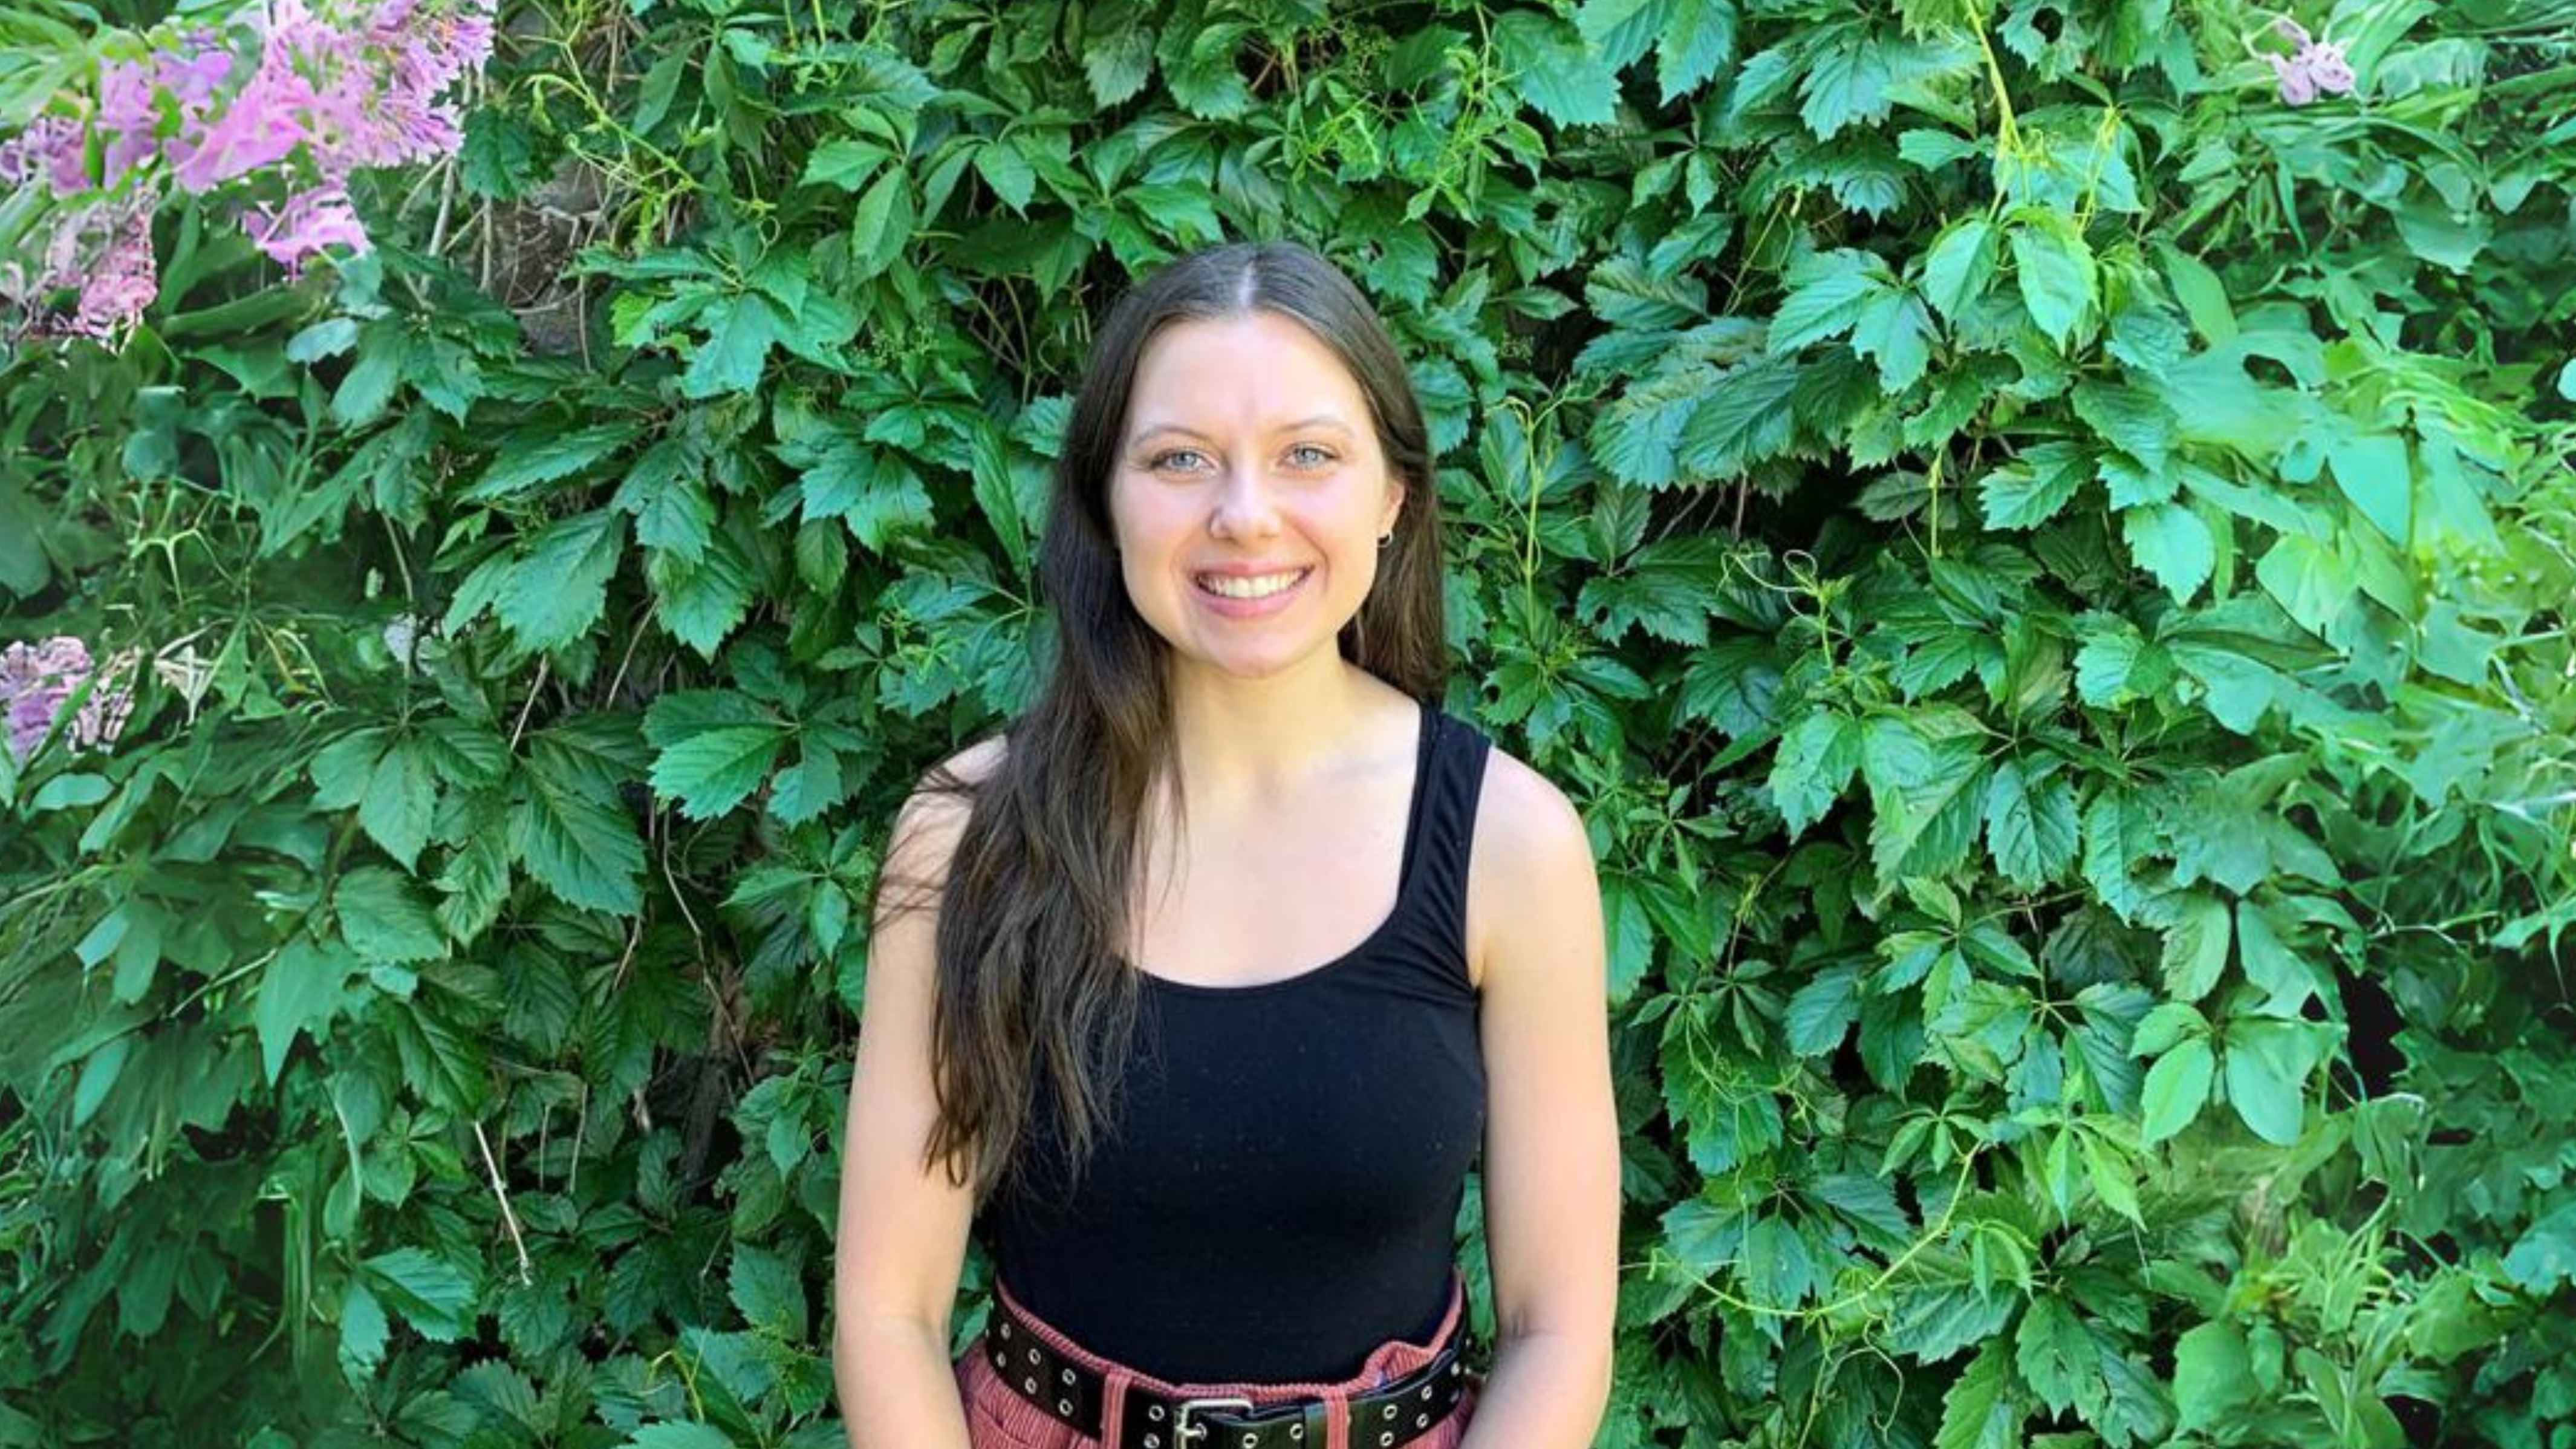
1376, 531, 1394, 549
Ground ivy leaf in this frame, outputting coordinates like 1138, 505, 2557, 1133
2009, 207, 2098, 348
515, 727, 646, 916
614, 439, 714, 565
2139, 1038, 2214, 1144
683, 295, 779, 399
1656, 0, 1737, 102
2327, 429, 2413, 545
1768, 709, 1861, 835
727, 1243, 807, 1340
1676, 357, 1800, 480
1853, 286, 1935, 392
2173, 1321, 2254, 1431
1800, 29, 1893, 140
2158, 892, 2233, 1001
336, 866, 447, 962
2503, 1200, 2576, 1294
1920, 217, 1997, 324
646, 533, 757, 660
1784, 964, 1860, 1057
357, 738, 435, 871
255, 937, 359, 1084
496, 510, 626, 654
1082, 25, 1155, 106
1983, 756, 2080, 889
1935, 1338, 2017, 1449
1979, 442, 2089, 530
363, 1248, 480, 1343
461, 423, 642, 504
1496, 10, 1621, 127
650, 724, 786, 821
2016, 1297, 2106, 1419
2120, 501, 2215, 604
2223, 1019, 2317, 1145
848, 166, 916, 279
1769, 249, 1884, 353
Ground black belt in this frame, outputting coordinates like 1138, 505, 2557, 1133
982, 1291, 1470, 1449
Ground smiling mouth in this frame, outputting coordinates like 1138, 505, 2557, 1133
1193, 568, 1312, 600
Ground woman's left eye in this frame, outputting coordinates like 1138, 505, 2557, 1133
1285, 444, 1336, 469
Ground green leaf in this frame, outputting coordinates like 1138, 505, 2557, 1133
1852, 286, 1935, 392
727, 1243, 807, 1340
1979, 442, 2089, 530
2327, 430, 2412, 545
1676, 357, 1800, 480
648, 533, 757, 659
848, 166, 916, 279
651, 724, 786, 821
462, 423, 642, 503
339, 1279, 390, 1384
1921, 217, 1997, 324
614, 440, 714, 564
1744, 1214, 1815, 1309
496, 510, 626, 654
2223, 1019, 2317, 1145
2139, 1038, 2214, 1144
799, 137, 888, 192
683, 295, 779, 399
2158, 242, 2236, 345
1860, 715, 1988, 883
1496, 11, 1621, 127
255, 937, 359, 1084
1083, 25, 1155, 106
2502, 1200, 2576, 1294
1983, 757, 2080, 889
2120, 501, 2215, 604
358, 739, 435, 871
364, 1247, 480, 1342
515, 731, 646, 916
1768, 709, 1860, 835
2070, 381, 2176, 480
1800, 30, 1893, 140
1784, 964, 1860, 1057
1769, 249, 1884, 353
2158, 892, 2232, 1001
2015, 1297, 2104, 1419
1935, 1338, 2017, 1449
336, 867, 447, 962
1656, 0, 1736, 102
2173, 1320, 2254, 1431
2008, 208, 2098, 348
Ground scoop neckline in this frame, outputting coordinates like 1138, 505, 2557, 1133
1126, 701, 1437, 999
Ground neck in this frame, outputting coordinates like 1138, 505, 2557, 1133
1160, 653, 1390, 806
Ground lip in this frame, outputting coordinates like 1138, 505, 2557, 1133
1189, 565, 1313, 618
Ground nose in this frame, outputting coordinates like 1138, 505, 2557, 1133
1208, 458, 1281, 541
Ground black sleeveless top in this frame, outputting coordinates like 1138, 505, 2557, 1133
981, 702, 1491, 1384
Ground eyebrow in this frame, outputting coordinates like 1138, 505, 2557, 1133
1128, 415, 1359, 446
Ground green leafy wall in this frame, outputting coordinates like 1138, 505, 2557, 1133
3, 1, 2573, 1447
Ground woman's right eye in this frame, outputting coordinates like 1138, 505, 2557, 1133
1149, 448, 1211, 472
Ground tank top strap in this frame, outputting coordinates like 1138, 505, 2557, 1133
1399, 704, 1491, 980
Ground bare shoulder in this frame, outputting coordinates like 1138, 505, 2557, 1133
876, 735, 1008, 917
1465, 741, 1599, 991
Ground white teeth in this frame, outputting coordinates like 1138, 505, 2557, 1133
1196, 569, 1307, 599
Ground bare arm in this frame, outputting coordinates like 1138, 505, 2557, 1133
832, 751, 997, 1449
1459, 752, 1619, 1448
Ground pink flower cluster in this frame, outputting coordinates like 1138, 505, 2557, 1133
1, 637, 137, 764
0, 0, 494, 342
2264, 16, 2355, 106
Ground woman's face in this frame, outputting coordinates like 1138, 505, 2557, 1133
1108, 311, 1403, 686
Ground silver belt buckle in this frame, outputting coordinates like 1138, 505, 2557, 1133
1172, 1395, 1255, 1444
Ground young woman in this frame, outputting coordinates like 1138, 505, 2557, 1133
831, 241, 1618, 1449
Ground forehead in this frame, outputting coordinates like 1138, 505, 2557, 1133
1124, 311, 1371, 435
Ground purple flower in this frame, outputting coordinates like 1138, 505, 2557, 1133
247, 183, 369, 273
0, 636, 137, 763
2265, 16, 2357, 107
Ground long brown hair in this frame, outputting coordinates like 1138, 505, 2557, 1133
893, 240, 1449, 1205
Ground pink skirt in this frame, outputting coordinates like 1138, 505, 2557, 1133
952, 1273, 1480, 1449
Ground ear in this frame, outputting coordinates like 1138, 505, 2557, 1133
1378, 475, 1405, 536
